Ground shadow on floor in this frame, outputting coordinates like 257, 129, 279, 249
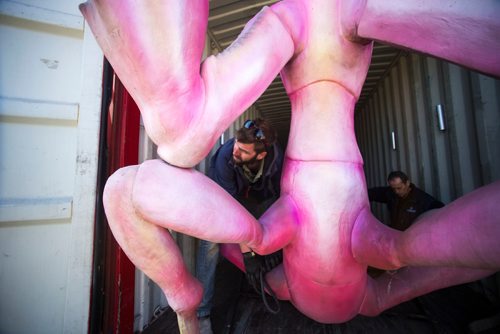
142, 259, 499, 333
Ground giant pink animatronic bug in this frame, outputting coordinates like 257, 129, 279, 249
80, 0, 500, 332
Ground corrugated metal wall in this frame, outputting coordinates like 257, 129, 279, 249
355, 52, 500, 307
356, 52, 500, 221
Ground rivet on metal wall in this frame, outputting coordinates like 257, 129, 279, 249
391, 131, 396, 151
436, 104, 446, 131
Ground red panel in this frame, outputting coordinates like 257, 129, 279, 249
103, 76, 140, 333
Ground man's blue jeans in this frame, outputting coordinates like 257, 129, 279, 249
196, 239, 219, 318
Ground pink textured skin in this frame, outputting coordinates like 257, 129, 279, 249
80, 0, 500, 331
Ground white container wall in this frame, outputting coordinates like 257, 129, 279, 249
0, 1, 103, 333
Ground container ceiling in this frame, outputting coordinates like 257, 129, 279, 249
208, 0, 401, 143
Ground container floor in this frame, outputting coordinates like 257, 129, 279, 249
142, 258, 499, 333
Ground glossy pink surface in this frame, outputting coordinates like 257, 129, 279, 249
80, 0, 500, 332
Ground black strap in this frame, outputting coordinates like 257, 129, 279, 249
259, 269, 281, 314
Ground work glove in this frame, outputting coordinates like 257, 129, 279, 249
243, 250, 283, 314
242, 251, 264, 293
263, 250, 283, 272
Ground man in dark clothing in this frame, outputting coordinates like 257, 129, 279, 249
208, 136, 282, 217
368, 171, 444, 231
195, 119, 283, 333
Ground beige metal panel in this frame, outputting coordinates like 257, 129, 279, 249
357, 52, 500, 206
383, 78, 398, 171
373, 94, 386, 186
443, 63, 481, 196
372, 96, 384, 185
364, 101, 375, 184
367, 95, 377, 185
63, 19, 103, 334
0, 0, 83, 23
398, 56, 419, 184
0, 3, 102, 333
366, 95, 376, 184
391, 65, 410, 173
366, 99, 376, 184
410, 54, 435, 192
357, 51, 500, 305
363, 101, 382, 220
372, 95, 391, 222
374, 91, 389, 185
386, 72, 399, 168
424, 57, 454, 203
470, 73, 500, 184
355, 107, 369, 182
0, 222, 72, 331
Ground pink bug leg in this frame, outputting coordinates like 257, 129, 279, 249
251, 195, 300, 255
103, 165, 203, 333
396, 180, 500, 269
344, 0, 500, 77
351, 208, 402, 270
352, 182, 500, 316
104, 160, 277, 333
360, 266, 495, 316
353, 181, 500, 270
79, 0, 295, 167
130, 160, 266, 250
264, 264, 291, 300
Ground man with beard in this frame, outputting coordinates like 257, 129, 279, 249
196, 118, 283, 333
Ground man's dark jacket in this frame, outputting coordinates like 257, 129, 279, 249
208, 138, 283, 217
368, 184, 444, 231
